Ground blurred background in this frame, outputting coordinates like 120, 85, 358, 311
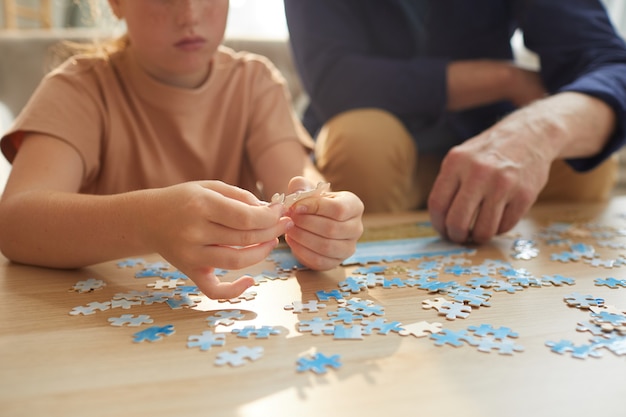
1, 0, 625, 192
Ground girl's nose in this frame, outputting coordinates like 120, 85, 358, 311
176, 0, 202, 26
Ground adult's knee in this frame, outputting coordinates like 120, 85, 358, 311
538, 156, 619, 203
315, 109, 418, 212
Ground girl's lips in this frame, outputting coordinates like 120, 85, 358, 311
175, 37, 207, 51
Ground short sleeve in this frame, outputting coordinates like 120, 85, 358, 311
244, 56, 314, 162
0, 58, 106, 184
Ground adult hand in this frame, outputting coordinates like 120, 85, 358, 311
140, 181, 291, 299
428, 108, 556, 244
447, 60, 546, 111
283, 177, 364, 270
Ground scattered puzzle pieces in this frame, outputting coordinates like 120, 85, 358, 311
66, 215, 626, 370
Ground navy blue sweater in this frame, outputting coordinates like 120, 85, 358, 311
284, 0, 626, 170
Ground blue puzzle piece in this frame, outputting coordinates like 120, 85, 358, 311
297, 317, 336, 335
466, 276, 497, 289
545, 339, 575, 354
338, 277, 367, 294
541, 274, 576, 286
187, 331, 226, 351
134, 268, 163, 278
166, 295, 197, 309
327, 308, 364, 324
352, 265, 387, 275
551, 251, 580, 262
231, 325, 282, 339
117, 258, 145, 268
133, 325, 175, 343
341, 237, 473, 265
407, 269, 439, 280
206, 310, 245, 327
297, 352, 342, 374
563, 292, 601, 309
316, 289, 344, 302
382, 277, 406, 289
160, 270, 189, 280
430, 329, 478, 347
476, 337, 524, 355
594, 277, 626, 288
467, 324, 518, 340
215, 346, 264, 367
570, 243, 596, 258
345, 298, 385, 316
444, 265, 471, 276
332, 324, 364, 340
267, 249, 306, 271
360, 318, 403, 335
590, 311, 626, 327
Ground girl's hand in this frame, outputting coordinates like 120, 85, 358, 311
283, 177, 364, 270
140, 181, 292, 299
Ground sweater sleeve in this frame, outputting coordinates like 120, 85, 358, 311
517, 0, 626, 171
284, 0, 449, 125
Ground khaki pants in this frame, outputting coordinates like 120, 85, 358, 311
315, 109, 619, 213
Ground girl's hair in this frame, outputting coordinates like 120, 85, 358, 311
47, 35, 129, 71
46, 0, 127, 71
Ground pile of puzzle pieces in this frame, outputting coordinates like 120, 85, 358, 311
68, 216, 626, 372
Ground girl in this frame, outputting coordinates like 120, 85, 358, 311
0, 0, 364, 300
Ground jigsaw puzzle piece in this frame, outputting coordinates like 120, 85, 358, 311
187, 331, 226, 351
398, 321, 443, 338
215, 346, 264, 367
296, 352, 342, 374
133, 325, 175, 343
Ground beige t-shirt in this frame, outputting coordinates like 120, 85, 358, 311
1, 45, 313, 196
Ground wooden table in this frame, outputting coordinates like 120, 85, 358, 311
2, 197, 626, 417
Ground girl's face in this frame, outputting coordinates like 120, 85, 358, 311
108, 0, 229, 88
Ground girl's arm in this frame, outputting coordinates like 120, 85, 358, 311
0, 134, 291, 299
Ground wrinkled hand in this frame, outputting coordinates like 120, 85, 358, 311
428, 113, 555, 244
141, 181, 291, 299
283, 177, 364, 270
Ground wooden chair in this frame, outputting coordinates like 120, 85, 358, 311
3, 0, 53, 29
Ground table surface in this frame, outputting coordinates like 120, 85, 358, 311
2, 197, 626, 417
